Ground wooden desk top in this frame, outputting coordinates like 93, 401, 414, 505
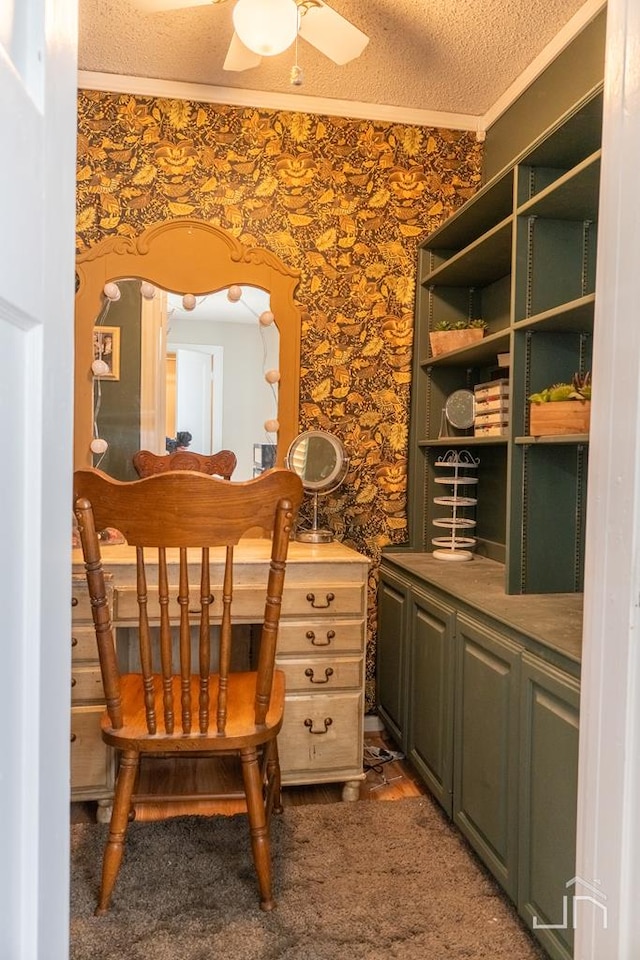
73, 538, 368, 567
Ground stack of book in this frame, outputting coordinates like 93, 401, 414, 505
474, 379, 510, 437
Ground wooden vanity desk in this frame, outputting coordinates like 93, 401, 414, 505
71, 538, 369, 818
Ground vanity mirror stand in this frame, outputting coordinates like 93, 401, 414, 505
285, 430, 349, 543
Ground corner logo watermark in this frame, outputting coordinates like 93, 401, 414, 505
533, 876, 608, 930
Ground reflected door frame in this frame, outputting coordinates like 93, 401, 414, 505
140, 289, 167, 454
169, 343, 223, 455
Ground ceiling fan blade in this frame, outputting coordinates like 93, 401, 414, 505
223, 32, 264, 71
298, 2, 369, 66
137, 0, 222, 12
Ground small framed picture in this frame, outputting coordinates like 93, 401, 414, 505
93, 325, 120, 381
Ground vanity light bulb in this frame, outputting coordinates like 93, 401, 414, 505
264, 418, 279, 433
259, 310, 275, 326
103, 282, 121, 302
91, 359, 110, 377
140, 281, 156, 300
182, 294, 197, 311
265, 369, 280, 384
227, 285, 243, 302
90, 438, 109, 455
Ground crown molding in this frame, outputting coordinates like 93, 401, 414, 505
77, 71, 481, 132
78, 0, 607, 137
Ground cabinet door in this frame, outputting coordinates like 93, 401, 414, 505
407, 587, 455, 815
454, 614, 521, 897
376, 568, 409, 746
518, 654, 579, 960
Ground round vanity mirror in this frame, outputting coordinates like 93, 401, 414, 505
445, 389, 475, 431
286, 431, 349, 542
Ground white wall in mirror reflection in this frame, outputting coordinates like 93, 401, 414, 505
165, 287, 278, 480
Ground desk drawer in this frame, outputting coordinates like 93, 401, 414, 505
279, 692, 363, 775
71, 665, 104, 703
70, 706, 113, 795
277, 620, 364, 655
278, 657, 362, 693
114, 583, 365, 623
282, 585, 364, 618
114, 588, 264, 622
72, 581, 113, 623
71, 626, 99, 661
114, 589, 188, 622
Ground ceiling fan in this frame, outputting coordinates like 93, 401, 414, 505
138, 0, 369, 75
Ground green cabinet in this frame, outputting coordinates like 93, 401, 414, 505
378, 80, 597, 960
407, 586, 455, 815
376, 569, 409, 744
453, 614, 521, 898
376, 555, 580, 960
377, 567, 455, 812
518, 654, 580, 960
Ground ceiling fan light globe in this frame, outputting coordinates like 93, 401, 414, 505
232, 0, 298, 57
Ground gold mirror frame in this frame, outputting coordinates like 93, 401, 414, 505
74, 218, 301, 471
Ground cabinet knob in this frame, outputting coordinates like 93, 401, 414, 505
71, 636, 78, 647
306, 629, 335, 647
306, 591, 335, 609
71, 677, 77, 688
304, 667, 334, 685
70, 733, 77, 743
303, 717, 333, 735
71, 597, 78, 607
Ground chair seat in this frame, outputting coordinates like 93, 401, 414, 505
100, 669, 286, 753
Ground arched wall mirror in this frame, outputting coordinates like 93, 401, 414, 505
75, 219, 302, 481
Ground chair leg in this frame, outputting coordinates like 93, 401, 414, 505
95, 751, 139, 916
264, 738, 283, 821
241, 746, 275, 911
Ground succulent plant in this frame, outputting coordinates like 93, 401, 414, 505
529, 372, 591, 404
432, 319, 455, 331
432, 317, 487, 331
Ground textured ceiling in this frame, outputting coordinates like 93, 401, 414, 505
78, 0, 595, 120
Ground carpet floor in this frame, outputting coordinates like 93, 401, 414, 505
70, 795, 546, 960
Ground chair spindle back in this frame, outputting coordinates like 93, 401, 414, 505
73, 468, 302, 738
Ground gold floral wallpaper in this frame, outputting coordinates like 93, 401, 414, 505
76, 90, 483, 710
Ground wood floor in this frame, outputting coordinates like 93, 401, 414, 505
70, 731, 427, 824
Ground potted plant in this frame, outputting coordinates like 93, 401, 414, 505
528, 372, 591, 436
429, 318, 487, 357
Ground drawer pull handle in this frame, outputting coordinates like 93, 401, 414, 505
71, 636, 78, 647
71, 597, 78, 607
304, 717, 333, 735
306, 629, 335, 646
70, 733, 77, 743
187, 593, 215, 615
304, 667, 334, 685
306, 591, 335, 609
71, 677, 77, 688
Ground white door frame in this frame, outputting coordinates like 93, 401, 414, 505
0, 2, 78, 959
171, 343, 224, 453
576, 0, 640, 956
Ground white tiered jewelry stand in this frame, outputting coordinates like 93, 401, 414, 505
432, 449, 480, 561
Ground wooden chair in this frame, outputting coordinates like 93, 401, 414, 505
132, 448, 237, 479
73, 466, 303, 914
